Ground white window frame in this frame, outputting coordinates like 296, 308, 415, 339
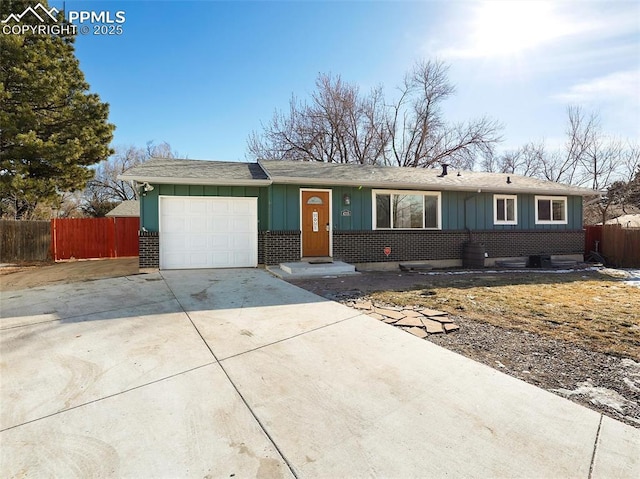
535, 195, 568, 225
493, 194, 518, 225
372, 189, 441, 230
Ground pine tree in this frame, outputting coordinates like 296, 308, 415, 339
0, 0, 115, 218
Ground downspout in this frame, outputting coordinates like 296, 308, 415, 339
132, 181, 145, 232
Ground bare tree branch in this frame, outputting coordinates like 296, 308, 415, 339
247, 60, 503, 168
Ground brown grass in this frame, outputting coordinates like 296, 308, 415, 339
370, 271, 640, 360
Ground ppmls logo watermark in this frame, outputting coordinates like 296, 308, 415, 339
1, 3, 126, 36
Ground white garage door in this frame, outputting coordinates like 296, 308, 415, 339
160, 196, 258, 269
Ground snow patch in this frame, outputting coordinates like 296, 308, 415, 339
552, 380, 631, 413
621, 358, 640, 392
623, 270, 640, 287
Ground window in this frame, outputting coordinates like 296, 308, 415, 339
535, 196, 568, 224
373, 190, 441, 229
494, 195, 517, 225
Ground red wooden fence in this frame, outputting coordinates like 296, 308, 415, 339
584, 225, 603, 255
51, 217, 139, 261
584, 224, 640, 267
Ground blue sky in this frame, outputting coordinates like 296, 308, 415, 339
52, 0, 639, 162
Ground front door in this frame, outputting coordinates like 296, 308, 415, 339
301, 190, 330, 257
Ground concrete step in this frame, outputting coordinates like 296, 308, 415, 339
280, 261, 356, 276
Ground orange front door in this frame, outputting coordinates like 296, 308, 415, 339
301, 191, 330, 257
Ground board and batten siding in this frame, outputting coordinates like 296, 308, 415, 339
140, 183, 583, 233
441, 192, 583, 230
268, 184, 372, 231
140, 184, 269, 232
270, 186, 582, 231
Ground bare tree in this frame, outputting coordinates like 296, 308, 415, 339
248, 75, 389, 164
487, 105, 639, 224
82, 141, 178, 216
494, 142, 545, 177
386, 60, 502, 169
248, 61, 503, 168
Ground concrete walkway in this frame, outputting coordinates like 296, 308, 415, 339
1, 269, 638, 478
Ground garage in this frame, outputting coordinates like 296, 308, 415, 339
159, 196, 258, 269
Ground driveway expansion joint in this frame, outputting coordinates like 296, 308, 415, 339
588, 414, 604, 479
0, 361, 217, 433
218, 312, 364, 362
160, 272, 300, 479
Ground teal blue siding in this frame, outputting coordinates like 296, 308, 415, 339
269, 184, 300, 230
141, 183, 584, 233
332, 186, 372, 231
268, 184, 373, 231
140, 184, 267, 232
436, 191, 582, 231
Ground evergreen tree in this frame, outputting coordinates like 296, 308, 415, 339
0, 0, 114, 219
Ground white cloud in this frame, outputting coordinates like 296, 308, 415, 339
553, 70, 640, 104
437, 1, 638, 61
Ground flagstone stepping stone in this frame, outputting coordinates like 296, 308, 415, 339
421, 318, 444, 334
402, 310, 424, 318
404, 327, 428, 338
368, 312, 385, 320
444, 323, 460, 333
419, 308, 448, 317
430, 315, 454, 324
373, 307, 405, 320
395, 316, 424, 327
354, 301, 373, 310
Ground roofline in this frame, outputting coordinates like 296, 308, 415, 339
118, 174, 272, 187
267, 176, 598, 196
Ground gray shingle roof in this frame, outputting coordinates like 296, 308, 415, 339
119, 158, 270, 185
105, 200, 139, 217
259, 160, 598, 196
117, 157, 598, 196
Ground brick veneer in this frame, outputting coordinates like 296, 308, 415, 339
332, 229, 585, 264
138, 228, 585, 268
259, 230, 300, 265
139, 231, 159, 268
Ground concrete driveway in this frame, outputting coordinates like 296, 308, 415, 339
1, 269, 638, 478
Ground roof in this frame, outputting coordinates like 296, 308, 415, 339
119, 158, 270, 186
117, 158, 598, 196
605, 214, 640, 228
105, 200, 139, 217
259, 160, 597, 196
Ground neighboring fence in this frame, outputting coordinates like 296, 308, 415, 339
51, 217, 139, 260
584, 225, 603, 256
600, 225, 640, 268
0, 220, 51, 262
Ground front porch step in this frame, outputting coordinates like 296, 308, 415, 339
279, 260, 356, 276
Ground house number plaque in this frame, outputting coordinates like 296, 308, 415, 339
312, 211, 319, 232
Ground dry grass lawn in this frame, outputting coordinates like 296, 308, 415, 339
370, 271, 640, 359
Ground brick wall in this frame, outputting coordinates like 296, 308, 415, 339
139, 231, 159, 268
332, 230, 585, 264
138, 228, 584, 268
260, 230, 300, 265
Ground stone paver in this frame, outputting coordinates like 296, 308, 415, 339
395, 316, 425, 327
421, 317, 445, 334
419, 308, 448, 317
373, 307, 405, 320
347, 301, 458, 338
404, 327, 428, 338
